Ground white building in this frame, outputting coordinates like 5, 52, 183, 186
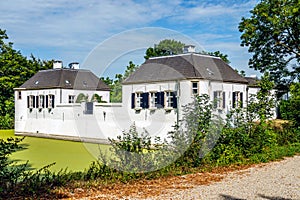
14, 53, 266, 143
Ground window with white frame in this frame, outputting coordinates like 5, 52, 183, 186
68, 95, 75, 103
232, 91, 243, 108
192, 81, 199, 95
39, 95, 44, 108
48, 94, 55, 108
213, 91, 225, 109
149, 92, 158, 109
135, 92, 143, 108
28, 95, 34, 108
165, 91, 173, 108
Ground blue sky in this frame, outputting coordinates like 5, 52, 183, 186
0, 0, 259, 78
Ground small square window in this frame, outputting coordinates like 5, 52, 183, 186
192, 82, 199, 95
68, 95, 75, 103
18, 91, 22, 100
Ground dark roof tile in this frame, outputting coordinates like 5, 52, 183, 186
19, 69, 110, 91
123, 54, 248, 84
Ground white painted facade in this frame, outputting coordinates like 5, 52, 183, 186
15, 78, 263, 143
14, 56, 274, 143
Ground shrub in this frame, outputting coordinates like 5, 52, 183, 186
0, 114, 14, 129
98, 124, 166, 175
167, 94, 222, 168
279, 82, 300, 127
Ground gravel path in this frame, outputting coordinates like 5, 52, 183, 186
151, 156, 300, 200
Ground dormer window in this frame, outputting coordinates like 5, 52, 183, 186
35, 81, 39, 85
206, 68, 214, 75
83, 81, 87, 87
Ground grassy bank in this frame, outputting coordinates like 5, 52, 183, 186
0, 130, 108, 172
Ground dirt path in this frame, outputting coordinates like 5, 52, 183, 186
151, 155, 300, 200
62, 155, 300, 200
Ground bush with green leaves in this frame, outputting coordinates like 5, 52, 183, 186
0, 114, 14, 130
97, 124, 168, 175
167, 94, 222, 168
279, 82, 300, 127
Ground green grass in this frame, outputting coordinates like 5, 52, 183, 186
0, 130, 110, 172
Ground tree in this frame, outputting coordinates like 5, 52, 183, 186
279, 82, 300, 126
145, 39, 231, 64
247, 73, 276, 121
144, 39, 185, 59
101, 61, 138, 103
0, 29, 52, 129
239, 0, 300, 86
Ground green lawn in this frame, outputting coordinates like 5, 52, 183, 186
0, 130, 110, 172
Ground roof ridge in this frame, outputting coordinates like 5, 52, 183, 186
148, 53, 222, 60
190, 54, 198, 77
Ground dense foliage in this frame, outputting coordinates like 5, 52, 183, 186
279, 82, 300, 127
100, 61, 138, 102
239, 0, 300, 87
144, 39, 185, 59
144, 39, 231, 64
0, 29, 52, 129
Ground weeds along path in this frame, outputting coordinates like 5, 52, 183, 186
60, 155, 300, 199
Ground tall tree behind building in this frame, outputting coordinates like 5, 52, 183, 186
239, 0, 300, 89
0, 29, 52, 129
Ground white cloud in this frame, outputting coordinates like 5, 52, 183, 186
0, 0, 258, 75
170, 0, 257, 22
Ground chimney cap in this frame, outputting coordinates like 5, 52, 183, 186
53, 60, 63, 69
69, 62, 80, 69
183, 45, 196, 53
